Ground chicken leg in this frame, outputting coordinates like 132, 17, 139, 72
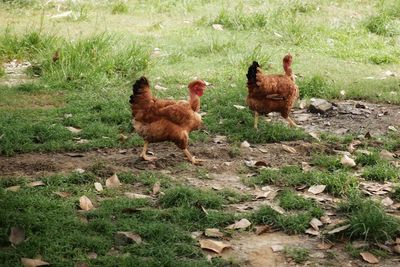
254, 111, 259, 130
140, 141, 157, 161
286, 117, 297, 128
183, 148, 205, 165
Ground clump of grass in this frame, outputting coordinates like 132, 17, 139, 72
311, 153, 342, 172
355, 151, 380, 166
111, 0, 129, 14
87, 161, 115, 178
284, 247, 310, 264
298, 75, 334, 98
369, 54, 398, 64
278, 189, 322, 217
246, 166, 357, 196
217, 188, 252, 204
365, 1, 400, 36
391, 186, 400, 201
160, 186, 224, 209
362, 162, 399, 182
209, 9, 268, 31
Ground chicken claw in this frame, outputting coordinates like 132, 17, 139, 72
140, 141, 158, 161
286, 117, 298, 128
183, 149, 205, 165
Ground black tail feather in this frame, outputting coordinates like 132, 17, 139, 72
246, 61, 259, 85
129, 76, 149, 104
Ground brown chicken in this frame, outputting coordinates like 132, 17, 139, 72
246, 54, 299, 129
129, 77, 206, 164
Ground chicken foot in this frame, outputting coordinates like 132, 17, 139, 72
140, 141, 157, 161
254, 111, 259, 130
286, 117, 298, 127
183, 148, 205, 165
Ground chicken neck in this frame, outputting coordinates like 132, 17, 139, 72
189, 91, 201, 112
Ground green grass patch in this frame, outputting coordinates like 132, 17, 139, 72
284, 247, 310, 264
111, 0, 128, 14
311, 153, 342, 172
278, 189, 322, 216
362, 162, 399, 182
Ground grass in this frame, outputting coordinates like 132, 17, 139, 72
284, 247, 310, 264
362, 162, 399, 182
0, 173, 236, 266
246, 166, 357, 196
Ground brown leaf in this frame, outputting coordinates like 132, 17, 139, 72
79, 196, 94, 211
309, 132, 321, 141
213, 135, 227, 144
21, 258, 50, 267
340, 155, 356, 167
199, 239, 231, 254
310, 218, 323, 231
254, 161, 268, 167
105, 174, 121, 188
271, 244, 284, 252
205, 228, 224, 238
254, 225, 271, 235
87, 252, 97, 259
282, 144, 297, 154
360, 252, 379, 264
191, 231, 203, 239
381, 197, 393, 206
9, 226, 25, 245
5, 185, 21, 192
365, 131, 372, 139
393, 245, 400, 254
327, 224, 351, 235
305, 228, 320, 236
28, 181, 45, 187
94, 182, 103, 192
225, 219, 251, 230
301, 162, 312, 172
240, 141, 250, 148
317, 243, 333, 250
152, 181, 161, 195
348, 140, 362, 153
54, 191, 71, 198
308, 185, 326, 195
380, 150, 395, 160
320, 216, 332, 224
124, 192, 151, 199
66, 126, 82, 133
114, 231, 142, 246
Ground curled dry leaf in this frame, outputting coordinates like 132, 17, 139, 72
271, 245, 284, 252
381, 197, 393, 206
191, 231, 203, 239
21, 258, 50, 267
305, 228, 320, 236
308, 185, 326, 195
255, 225, 272, 235
310, 218, 323, 231
233, 104, 246, 110
240, 141, 250, 148
5, 185, 21, 192
79, 196, 94, 211
393, 245, 400, 254
199, 239, 231, 254
309, 132, 321, 142
152, 181, 161, 195
124, 192, 151, 199
212, 24, 224, 31
327, 224, 351, 235
380, 150, 395, 161
340, 155, 356, 167
106, 174, 121, 188
54, 191, 71, 198
205, 228, 224, 238
301, 162, 312, 172
388, 125, 398, 132
114, 231, 142, 246
9, 226, 25, 245
360, 252, 379, 264
317, 243, 333, 250
226, 218, 251, 230
28, 181, 45, 187
282, 144, 297, 154
66, 126, 82, 133
213, 135, 227, 144
348, 140, 362, 153
94, 182, 103, 192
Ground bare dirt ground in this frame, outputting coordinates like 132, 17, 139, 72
1, 102, 400, 266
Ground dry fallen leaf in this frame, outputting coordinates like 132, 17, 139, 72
381, 197, 393, 206
105, 174, 121, 188
305, 228, 320, 236
240, 141, 250, 148
393, 245, 400, 254
28, 181, 45, 187
212, 135, 227, 144
114, 231, 142, 245
360, 252, 379, 264
301, 162, 312, 172
310, 218, 323, 231
255, 161, 268, 167
152, 181, 161, 195
327, 224, 351, 235
191, 231, 203, 239
9, 226, 25, 245
233, 104, 246, 110
254, 225, 272, 235
21, 258, 50, 267
54, 191, 71, 198
309, 132, 321, 142
282, 144, 297, 154
94, 182, 103, 192
124, 192, 151, 199
380, 150, 395, 160
79, 196, 94, 211
271, 244, 284, 252
199, 239, 231, 254
66, 126, 82, 133
212, 24, 224, 31
87, 252, 98, 259
348, 140, 362, 153
226, 218, 251, 230
5, 185, 21, 192
340, 155, 356, 167
205, 228, 224, 238
317, 243, 333, 250
308, 185, 326, 195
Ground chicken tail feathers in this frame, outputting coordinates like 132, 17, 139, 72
283, 54, 294, 80
130, 76, 149, 104
247, 61, 260, 87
